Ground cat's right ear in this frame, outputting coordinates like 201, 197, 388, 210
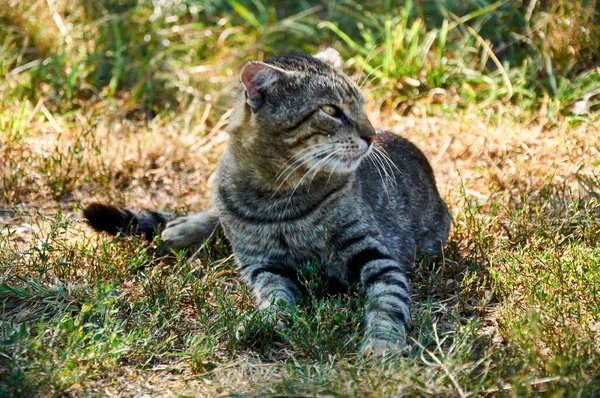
240, 61, 286, 111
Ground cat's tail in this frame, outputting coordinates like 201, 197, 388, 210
82, 203, 170, 240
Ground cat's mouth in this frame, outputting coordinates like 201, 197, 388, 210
292, 142, 373, 181
311, 147, 371, 174
336, 153, 365, 162
314, 151, 364, 163
314, 144, 371, 160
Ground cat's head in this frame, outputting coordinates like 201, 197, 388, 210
227, 49, 376, 188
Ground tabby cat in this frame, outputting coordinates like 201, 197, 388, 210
84, 48, 451, 355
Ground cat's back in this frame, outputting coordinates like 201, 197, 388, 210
372, 130, 436, 184
358, 129, 439, 194
357, 129, 451, 256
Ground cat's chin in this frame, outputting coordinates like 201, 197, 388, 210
304, 145, 372, 176
330, 148, 372, 174
320, 157, 365, 174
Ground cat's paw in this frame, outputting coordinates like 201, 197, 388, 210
360, 332, 407, 358
161, 210, 218, 249
361, 337, 406, 358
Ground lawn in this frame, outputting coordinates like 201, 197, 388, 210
1, 0, 599, 396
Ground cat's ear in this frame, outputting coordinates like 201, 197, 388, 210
240, 61, 287, 111
314, 48, 342, 70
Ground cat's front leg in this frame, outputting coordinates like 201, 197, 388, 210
239, 261, 300, 328
161, 208, 219, 249
330, 233, 410, 355
360, 258, 411, 356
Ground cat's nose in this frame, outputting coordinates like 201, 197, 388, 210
359, 127, 376, 145
361, 133, 376, 145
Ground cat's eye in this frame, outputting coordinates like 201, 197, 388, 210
321, 104, 342, 118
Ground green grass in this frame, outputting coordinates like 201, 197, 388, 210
1, 0, 600, 396
2, 186, 598, 395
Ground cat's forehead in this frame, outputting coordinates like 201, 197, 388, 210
265, 54, 365, 104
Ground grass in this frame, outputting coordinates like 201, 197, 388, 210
1, 0, 600, 396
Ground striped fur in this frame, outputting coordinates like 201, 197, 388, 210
213, 50, 451, 355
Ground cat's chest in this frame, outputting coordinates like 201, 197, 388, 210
267, 220, 326, 258
214, 173, 350, 265
225, 216, 329, 265
275, 221, 327, 254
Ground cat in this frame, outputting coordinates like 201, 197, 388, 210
84, 48, 451, 355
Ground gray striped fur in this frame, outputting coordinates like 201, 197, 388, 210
213, 50, 450, 354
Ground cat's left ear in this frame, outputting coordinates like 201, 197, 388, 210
240, 61, 287, 111
314, 48, 343, 70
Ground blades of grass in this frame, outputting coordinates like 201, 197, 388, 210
359, 23, 376, 50
317, 21, 370, 57
385, 0, 392, 13
448, 10, 513, 100
420, 30, 438, 61
355, 55, 385, 81
131, 32, 156, 103
421, 30, 439, 83
406, 19, 423, 70
249, 0, 268, 25
543, 52, 557, 96
446, 0, 510, 31
400, 0, 412, 35
108, 18, 124, 96
0, 283, 29, 298
66, 60, 80, 101
515, 58, 529, 105
7, 99, 27, 141
229, 1, 262, 30
383, 18, 393, 76
333, 3, 378, 27
437, 19, 449, 69
277, 20, 316, 37
15, 276, 53, 297
477, 74, 499, 105
280, 5, 323, 24
56, 283, 64, 302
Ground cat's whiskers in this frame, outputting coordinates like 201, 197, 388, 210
308, 148, 342, 189
271, 153, 329, 197
274, 143, 332, 182
272, 144, 335, 195
297, 149, 340, 193
374, 146, 401, 175
325, 156, 343, 186
372, 147, 399, 189
286, 147, 340, 205
370, 149, 395, 190
368, 155, 390, 198
371, 151, 393, 191
275, 147, 331, 187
